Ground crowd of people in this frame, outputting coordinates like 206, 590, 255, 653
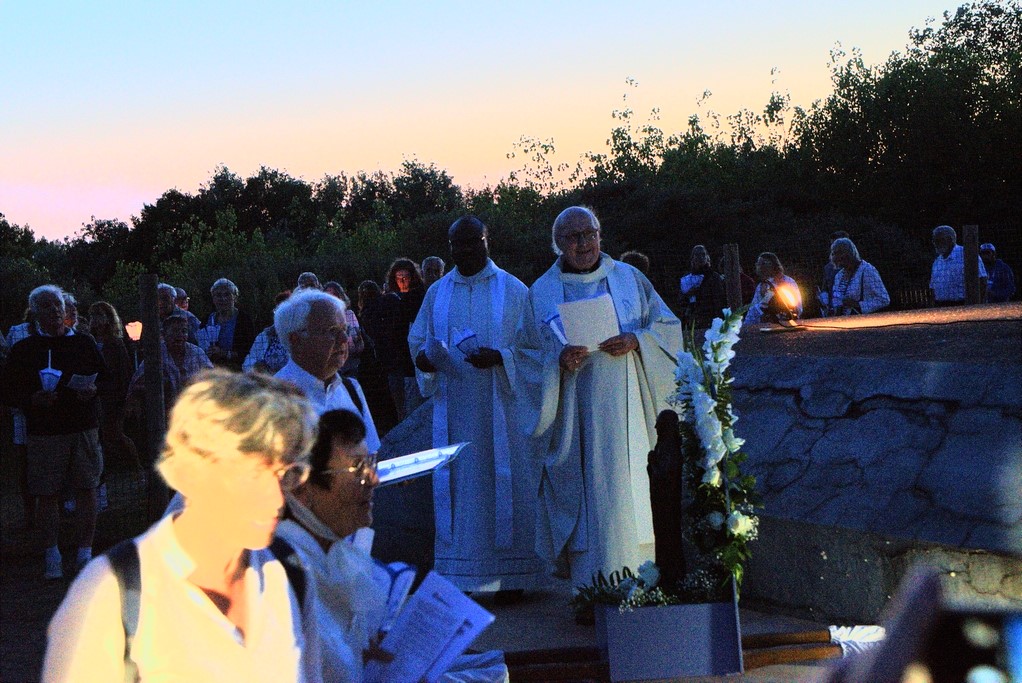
0, 212, 1016, 681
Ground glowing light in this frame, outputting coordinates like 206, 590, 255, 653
775, 285, 800, 313
125, 321, 142, 342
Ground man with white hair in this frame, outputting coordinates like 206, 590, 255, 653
274, 289, 380, 453
517, 206, 682, 589
158, 283, 198, 344
929, 225, 987, 306
2, 285, 107, 579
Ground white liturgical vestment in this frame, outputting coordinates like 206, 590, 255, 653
409, 259, 543, 591
517, 255, 682, 587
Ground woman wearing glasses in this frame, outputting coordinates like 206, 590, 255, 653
276, 409, 385, 683
44, 370, 322, 683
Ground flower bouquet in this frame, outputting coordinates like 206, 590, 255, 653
572, 309, 758, 680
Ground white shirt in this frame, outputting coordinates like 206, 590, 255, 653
930, 245, 988, 302
274, 360, 381, 453
43, 514, 320, 683
276, 520, 381, 683
832, 260, 891, 314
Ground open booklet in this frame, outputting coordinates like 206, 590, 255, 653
363, 570, 495, 683
376, 442, 472, 487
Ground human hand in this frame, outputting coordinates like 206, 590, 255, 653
559, 345, 589, 372
466, 347, 503, 369
598, 333, 638, 357
414, 350, 437, 373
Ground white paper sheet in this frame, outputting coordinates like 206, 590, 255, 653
364, 571, 495, 683
425, 335, 460, 377
375, 443, 470, 487
557, 293, 620, 350
67, 373, 98, 391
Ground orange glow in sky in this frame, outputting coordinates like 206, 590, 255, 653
0, 1, 958, 241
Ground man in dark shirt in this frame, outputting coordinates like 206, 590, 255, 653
3, 285, 107, 579
980, 243, 1016, 303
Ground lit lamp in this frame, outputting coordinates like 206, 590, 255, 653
125, 321, 143, 368
773, 285, 801, 328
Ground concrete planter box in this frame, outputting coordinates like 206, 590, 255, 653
596, 601, 744, 681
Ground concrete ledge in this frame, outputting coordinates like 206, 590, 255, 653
744, 516, 1022, 624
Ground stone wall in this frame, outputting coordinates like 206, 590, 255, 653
733, 327, 1022, 621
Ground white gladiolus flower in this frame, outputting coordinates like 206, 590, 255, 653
722, 428, 744, 453
702, 466, 721, 487
706, 511, 725, 529
727, 511, 756, 538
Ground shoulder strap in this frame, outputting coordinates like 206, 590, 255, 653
106, 540, 140, 683
340, 376, 364, 415
268, 536, 306, 608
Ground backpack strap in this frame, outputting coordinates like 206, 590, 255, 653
106, 536, 306, 683
106, 540, 141, 683
340, 376, 364, 415
268, 536, 306, 608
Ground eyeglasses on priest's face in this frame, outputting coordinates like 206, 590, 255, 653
559, 229, 600, 246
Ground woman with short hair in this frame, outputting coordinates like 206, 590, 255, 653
44, 370, 322, 682
828, 238, 891, 315
204, 278, 256, 371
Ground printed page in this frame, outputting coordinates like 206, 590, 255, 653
364, 571, 495, 683
558, 293, 620, 350
376, 443, 471, 487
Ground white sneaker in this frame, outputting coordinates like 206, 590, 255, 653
44, 547, 63, 580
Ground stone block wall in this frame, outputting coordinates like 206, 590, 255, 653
733, 353, 1022, 621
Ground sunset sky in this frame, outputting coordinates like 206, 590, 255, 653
1, 1, 956, 241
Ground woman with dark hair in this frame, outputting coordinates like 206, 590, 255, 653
380, 259, 425, 421
88, 302, 139, 469
745, 252, 804, 325
355, 281, 379, 316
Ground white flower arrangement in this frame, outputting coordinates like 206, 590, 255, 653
572, 309, 760, 616
669, 308, 761, 591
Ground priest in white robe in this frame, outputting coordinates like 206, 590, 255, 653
409, 216, 544, 597
517, 206, 682, 588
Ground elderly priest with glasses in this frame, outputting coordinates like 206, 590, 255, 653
517, 206, 682, 590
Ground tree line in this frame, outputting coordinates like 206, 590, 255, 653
2, 0, 1018, 331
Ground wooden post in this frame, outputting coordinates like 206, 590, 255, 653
963, 225, 981, 305
722, 243, 743, 311
138, 274, 168, 518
